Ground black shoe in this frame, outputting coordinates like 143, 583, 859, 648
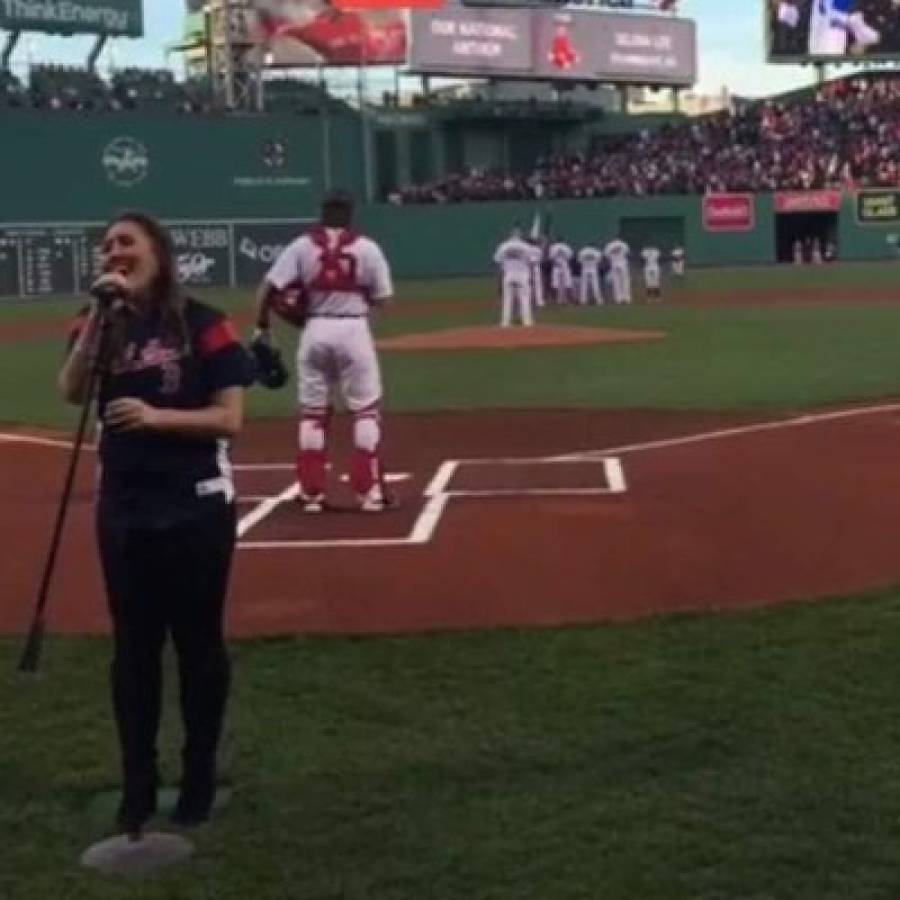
170, 774, 216, 827
116, 774, 158, 838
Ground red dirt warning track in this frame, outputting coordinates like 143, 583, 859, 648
3, 405, 900, 638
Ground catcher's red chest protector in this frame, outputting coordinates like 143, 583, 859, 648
308, 227, 362, 293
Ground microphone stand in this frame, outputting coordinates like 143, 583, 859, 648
17, 301, 117, 674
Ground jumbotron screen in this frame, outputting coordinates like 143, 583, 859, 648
767, 0, 900, 61
243, 0, 407, 67
409, 1, 697, 85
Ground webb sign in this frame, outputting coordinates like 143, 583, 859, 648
0, 0, 143, 37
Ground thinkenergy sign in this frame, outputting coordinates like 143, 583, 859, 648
0, 0, 143, 37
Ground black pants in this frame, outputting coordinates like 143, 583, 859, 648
97, 501, 237, 789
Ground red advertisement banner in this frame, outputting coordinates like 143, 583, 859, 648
774, 191, 843, 214
702, 194, 755, 233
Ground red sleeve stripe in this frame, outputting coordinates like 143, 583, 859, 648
198, 318, 239, 356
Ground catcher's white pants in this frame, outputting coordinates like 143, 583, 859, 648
296, 317, 382, 412
644, 265, 661, 292
608, 266, 632, 304
579, 269, 602, 305
501, 276, 534, 327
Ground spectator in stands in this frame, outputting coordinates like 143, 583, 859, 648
395, 74, 900, 203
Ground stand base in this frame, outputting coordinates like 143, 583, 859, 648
80, 831, 194, 876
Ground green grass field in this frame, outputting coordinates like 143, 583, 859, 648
3, 262, 900, 898
3, 262, 900, 427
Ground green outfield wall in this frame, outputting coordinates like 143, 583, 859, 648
0, 111, 896, 296
0, 110, 364, 222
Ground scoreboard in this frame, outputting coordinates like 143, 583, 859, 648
0, 220, 312, 300
0, 226, 105, 298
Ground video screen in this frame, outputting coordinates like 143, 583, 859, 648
767, 1, 900, 60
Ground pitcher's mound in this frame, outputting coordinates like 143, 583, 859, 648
378, 324, 665, 351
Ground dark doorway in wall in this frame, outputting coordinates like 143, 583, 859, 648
776, 212, 838, 263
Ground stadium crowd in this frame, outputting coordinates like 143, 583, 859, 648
0, 66, 214, 113
391, 75, 900, 203
0, 66, 340, 115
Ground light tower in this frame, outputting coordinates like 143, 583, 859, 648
205, 0, 264, 112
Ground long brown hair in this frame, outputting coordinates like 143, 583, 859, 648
104, 211, 190, 355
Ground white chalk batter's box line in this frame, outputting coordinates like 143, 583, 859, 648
237, 456, 627, 551
8, 400, 897, 550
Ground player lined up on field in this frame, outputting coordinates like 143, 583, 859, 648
493, 230, 683, 326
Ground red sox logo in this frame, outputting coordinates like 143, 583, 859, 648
549, 23, 580, 71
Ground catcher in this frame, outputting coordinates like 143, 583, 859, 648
247, 287, 304, 390
251, 189, 396, 513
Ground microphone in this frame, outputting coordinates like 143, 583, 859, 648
90, 274, 127, 310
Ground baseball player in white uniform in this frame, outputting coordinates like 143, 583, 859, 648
529, 238, 545, 308
670, 246, 686, 278
253, 189, 395, 512
548, 239, 574, 304
494, 228, 535, 328
603, 237, 632, 304
577, 244, 604, 305
641, 246, 662, 301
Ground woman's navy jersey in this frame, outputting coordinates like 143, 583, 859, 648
70, 297, 254, 527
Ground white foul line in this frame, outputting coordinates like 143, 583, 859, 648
556, 402, 900, 462
0, 432, 87, 450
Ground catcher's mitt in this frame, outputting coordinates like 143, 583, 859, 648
249, 335, 289, 390
270, 285, 308, 329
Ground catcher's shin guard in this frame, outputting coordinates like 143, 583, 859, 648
296, 410, 329, 500
349, 407, 391, 507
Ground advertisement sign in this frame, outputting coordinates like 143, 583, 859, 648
0, 0, 144, 37
774, 190, 843, 214
409, 2, 697, 85
234, 221, 302, 284
168, 223, 233, 288
533, 9, 696, 83
702, 194, 755, 233
857, 190, 900, 224
767, 0, 900, 62
409, 4, 532, 73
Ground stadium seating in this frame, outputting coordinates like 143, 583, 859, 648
0, 66, 354, 116
395, 74, 900, 203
